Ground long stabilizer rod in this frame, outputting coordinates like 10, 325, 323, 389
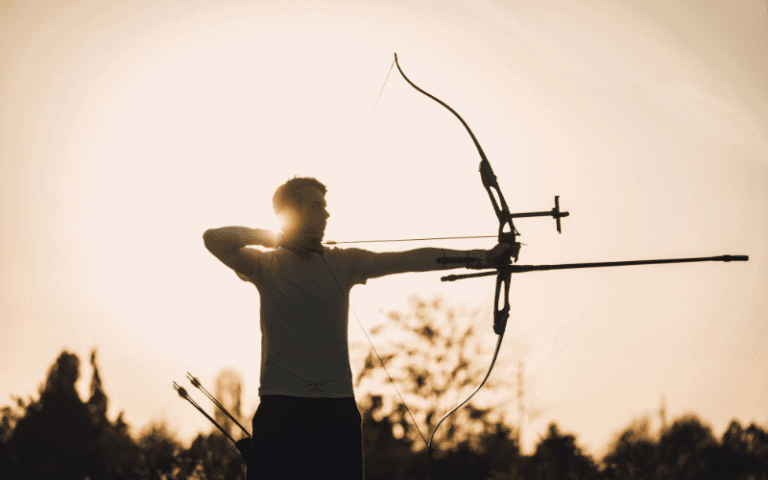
441, 255, 749, 282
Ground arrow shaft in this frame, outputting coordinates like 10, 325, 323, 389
325, 235, 497, 245
174, 382, 237, 443
187, 373, 251, 437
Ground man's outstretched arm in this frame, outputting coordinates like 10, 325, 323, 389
407, 243, 514, 270
203, 227, 279, 278
355, 243, 515, 281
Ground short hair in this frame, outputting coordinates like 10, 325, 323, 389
272, 176, 327, 216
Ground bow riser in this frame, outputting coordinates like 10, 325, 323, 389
479, 159, 520, 263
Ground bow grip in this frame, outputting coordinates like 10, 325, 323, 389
497, 232, 521, 264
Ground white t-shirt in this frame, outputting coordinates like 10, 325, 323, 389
245, 246, 484, 398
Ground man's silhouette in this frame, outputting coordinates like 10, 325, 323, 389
203, 176, 513, 479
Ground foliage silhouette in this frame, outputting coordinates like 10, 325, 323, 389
213, 369, 246, 440
1, 350, 143, 479
2, 344, 767, 479
136, 421, 184, 479
602, 417, 658, 479
354, 294, 517, 455
655, 414, 720, 479
601, 414, 768, 480
183, 432, 246, 480
356, 393, 521, 480
719, 419, 768, 478
352, 294, 523, 479
523, 423, 601, 480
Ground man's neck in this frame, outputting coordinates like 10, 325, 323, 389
284, 245, 313, 260
280, 234, 310, 259
280, 228, 325, 258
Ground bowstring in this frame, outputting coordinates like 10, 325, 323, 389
331, 55, 430, 450
350, 57, 396, 161
326, 235, 497, 245
320, 255, 429, 449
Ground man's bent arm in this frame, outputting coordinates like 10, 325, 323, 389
203, 227, 279, 278
203, 227, 279, 252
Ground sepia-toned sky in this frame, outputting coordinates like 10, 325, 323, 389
1, 0, 766, 456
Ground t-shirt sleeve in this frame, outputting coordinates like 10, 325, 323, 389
241, 247, 267, 285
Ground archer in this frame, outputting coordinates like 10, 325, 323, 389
203, 176, 515, 479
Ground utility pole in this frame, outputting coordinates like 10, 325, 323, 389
659, 394, 667, 433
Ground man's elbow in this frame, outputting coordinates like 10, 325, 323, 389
203, 229, 220, 252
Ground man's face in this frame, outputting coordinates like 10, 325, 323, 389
299, 186, 329, 241
284, 186, 329, 246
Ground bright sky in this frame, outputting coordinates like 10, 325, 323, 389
1, 0, 766, 457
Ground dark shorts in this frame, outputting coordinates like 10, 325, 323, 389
246, 395, 364, 480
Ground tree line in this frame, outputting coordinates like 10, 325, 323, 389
2, 296, 766, 479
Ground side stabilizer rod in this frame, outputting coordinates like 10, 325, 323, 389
509, 196, 569, 233
441, 254, 749, 282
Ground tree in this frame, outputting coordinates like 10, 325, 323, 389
2, 350, 144, 479
136, 421, 184, 479
0, 396, 26, 479
4, 351, 99, 478
352, 295, 523, 479
523, 423, 601, 480
84, 350, 144, 478
182, 431, 246, 480
213, 369, 247, 440
718, 419, 768, 479
655, 414, 720, 480
354, 295, 518, 455
601, 414, 768, 479
427, 420, 521, 480
602, 417, 658, 480
358, 394, 425, 480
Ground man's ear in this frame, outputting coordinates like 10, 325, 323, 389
277, 207, 300, 233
